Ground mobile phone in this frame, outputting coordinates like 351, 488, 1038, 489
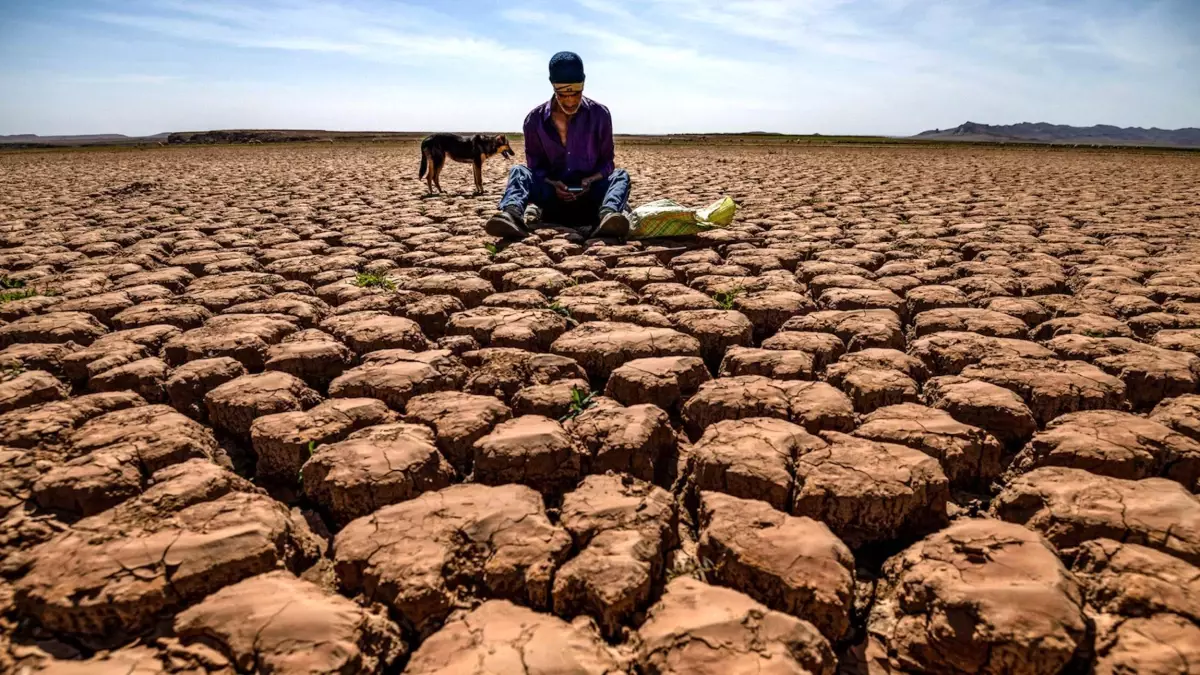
567, 185, 585, 193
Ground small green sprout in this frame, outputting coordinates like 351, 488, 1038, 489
352, 272, 396, 291
559, 386, 597, 422
713, 287, 743, 310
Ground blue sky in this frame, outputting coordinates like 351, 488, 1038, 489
0, 0, 1196, 136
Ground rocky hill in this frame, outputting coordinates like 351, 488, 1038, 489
916, 122, 1200, 148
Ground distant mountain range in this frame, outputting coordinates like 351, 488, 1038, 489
0, 133, 170, 147
0, 130, 421, 148
915, 122, 1200, 148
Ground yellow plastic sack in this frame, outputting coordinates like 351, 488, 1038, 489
628, 196, 737, 239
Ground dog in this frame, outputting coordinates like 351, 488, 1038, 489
419, 133, 514, 195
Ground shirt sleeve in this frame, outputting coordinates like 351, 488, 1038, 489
596, 105, 615, 178
523, 112, 549, 183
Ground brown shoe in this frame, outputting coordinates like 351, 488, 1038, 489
590, 210, 630, 239
485, 207, 529, 240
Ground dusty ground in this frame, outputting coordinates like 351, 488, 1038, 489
2, 141, 1200, 674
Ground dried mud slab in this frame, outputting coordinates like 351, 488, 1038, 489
992, 466, 1200, 565
604, 356, 710, 413
205, 371, 322, 438
823, 348, 929, 383
782, 309, 904, 351
564, 400, 675, 482
252, 397, 398, 483
923, 375, 1039, 448
681, 376, 853, 440
319, 311, 429, 355
262, 328, 354, 389
698, 491, 855, 642
853, 403, 1003, 490
31, 404, 219, 517
0, 391, 144, 450
405, 600, 624, 675
1068, 538, 1200, 675
445, 306, 569, 351
112, 301, 212, 331
685, 417, 824, 511
402, 391, 512, 474
551, 321, 701, 382
472, 415, 585, 495
553, 474, 677, 638
956, 356, 1128, 425
834, 366, 920, 414
173, 571, 407, 673
1007, 410, 1200, 489
761, 330, 846, 370
1150, 394, 1200, 443
87, 356, 170, 403
910, 307, 1031, 339
460, 347, 586, 402
301, 422, 454, 525
1048, 334, 1200, 410
1091, 614, 1200, 675
0, 312, 108, 348
15, 476, 318, 638
868, 519, 1088, 675
636, 577, 835, 675
719, 346, 815, 380
511, 378, 592, 418
908, 331, 1053, 376
0, 370, 68, 414
328, 349, 466, 411
733, 290, 817, 340
163, 314, 298, 370
164, 356, 246, 421
332, 483, 571, 636
792, 432, 949, 549
668, 309, 754, 368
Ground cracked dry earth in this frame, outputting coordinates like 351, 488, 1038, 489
2, 141, 1200, 675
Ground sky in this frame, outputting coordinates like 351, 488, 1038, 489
0, 0, 1197, 136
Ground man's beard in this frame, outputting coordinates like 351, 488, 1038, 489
556, 97, 581, 116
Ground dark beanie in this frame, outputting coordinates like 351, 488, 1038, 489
549, 51, 585, 83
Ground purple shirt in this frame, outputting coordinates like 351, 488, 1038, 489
522, 96, 615, 185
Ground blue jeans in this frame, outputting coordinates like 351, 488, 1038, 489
499, 165, 630, 227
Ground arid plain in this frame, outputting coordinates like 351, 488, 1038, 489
2, 140, 1200, 674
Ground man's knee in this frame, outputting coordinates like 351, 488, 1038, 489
610, 168, 629, 182
508, 164, 533, 181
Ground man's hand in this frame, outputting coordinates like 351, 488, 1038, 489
548, 179, 577, 202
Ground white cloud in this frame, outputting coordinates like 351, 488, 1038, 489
575, 0, 636, 22
89, 0, 540, 68
61, 74, 182, 85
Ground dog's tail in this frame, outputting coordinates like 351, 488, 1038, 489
419, 149, 428, 178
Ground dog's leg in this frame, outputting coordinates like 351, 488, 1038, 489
433, 150, 445, 193
474, 160, 483, 195
423, 149, 433, 194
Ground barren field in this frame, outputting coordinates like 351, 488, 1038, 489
2, 141, 1200, 674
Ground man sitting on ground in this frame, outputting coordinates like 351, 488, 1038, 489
486, 51, 631, 240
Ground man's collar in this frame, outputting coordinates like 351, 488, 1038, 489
542, 96, 589, 120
